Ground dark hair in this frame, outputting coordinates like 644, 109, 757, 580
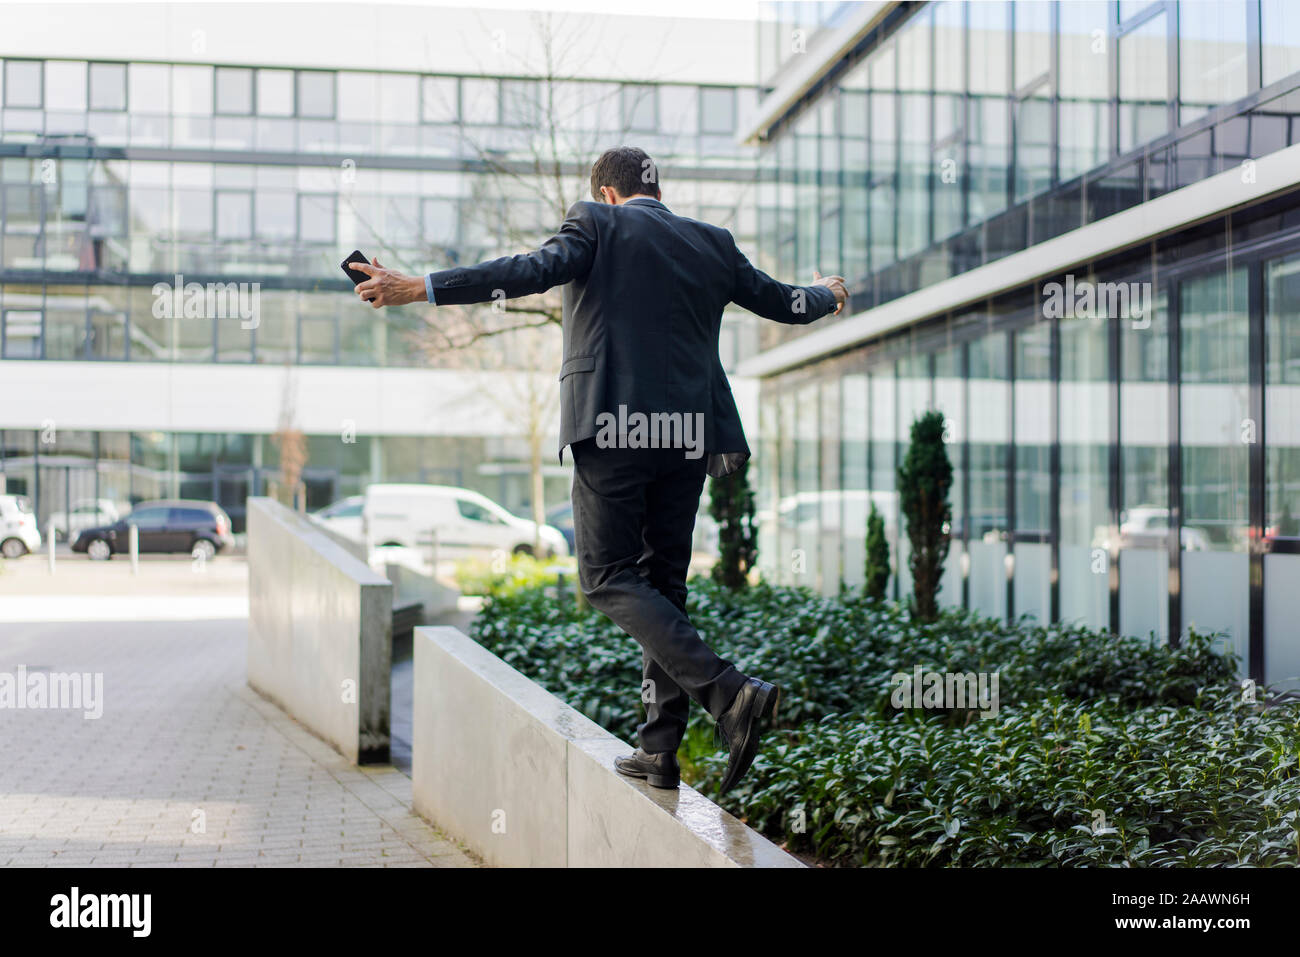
589, 146, 661, 201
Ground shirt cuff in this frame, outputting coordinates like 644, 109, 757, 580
425, 274, 436, 304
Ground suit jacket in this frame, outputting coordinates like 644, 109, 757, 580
425, 197, 838, 478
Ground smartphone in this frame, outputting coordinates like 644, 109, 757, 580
341, 249, 375, 301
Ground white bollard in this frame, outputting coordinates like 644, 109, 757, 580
129, 523, 139, 575
47, 521, 55, 574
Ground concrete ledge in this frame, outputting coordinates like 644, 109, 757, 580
412, 625, 804, 868
247, 497, 393, 764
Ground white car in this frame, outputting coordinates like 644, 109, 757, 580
0, 494, 43, 559
311, 495, 365, 542
48, 497, 122, 542
361, 484, 568, 559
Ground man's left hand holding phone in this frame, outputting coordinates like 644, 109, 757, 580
341, 250, 428, 308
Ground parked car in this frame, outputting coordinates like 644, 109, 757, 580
545, 503, 575, 553
0, 494, 42, 559
311, 495, 365, 541
47, 497, 122, 542
362, 484, 568, 559
1090, 506, 1212, 552
72, 499, 233, 560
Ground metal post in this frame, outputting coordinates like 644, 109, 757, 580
129, 523, 139, 575
429, 528, 439, 579
47, 521, 55, 574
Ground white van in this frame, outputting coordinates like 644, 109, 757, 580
361, 484, 568, 559
0, 494, 43, 559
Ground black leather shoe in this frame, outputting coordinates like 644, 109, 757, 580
716, 678, 780, 795
614, 748, 680, 789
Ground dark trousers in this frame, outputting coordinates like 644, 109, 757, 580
569, 437, 747, 754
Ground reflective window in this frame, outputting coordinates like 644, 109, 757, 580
1118, 12, 1169, 154
45, 61, 87, 112
298, 193, 336, 243
841, 372, 868, 588
1013, 318, 1052, 622
215, 190, 252, 240
1059, 0, 1109, 180
1265, 254, 1300, 538
1013, 0, 1051, 90
257, 69, 294, 116
1119, 283, 1170, 640
1180, 266, 1249, 660
967, 326, 1009, 619
501, 80, 540, 128
4, 60, 42, 108
460, 78, 498, 125
421, 76, 458, 124
699, 86, 735, 135
215, 67, 253, 115
296, 71, 335, 118
1178, 0, 1248, 124
1261, 0, 1300, 86
1058, 296, 1110, 629
621, 84, 657, 132
129, 63, 168, 115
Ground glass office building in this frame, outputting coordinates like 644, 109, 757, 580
745, 0, 1300, 687
0, 36, 761, 531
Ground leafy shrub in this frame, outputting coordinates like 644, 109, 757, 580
468, 578, 1290, 867
454, 552, 576, 598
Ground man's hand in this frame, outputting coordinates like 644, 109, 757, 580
352, 258, 426, 308
813, 270, 848, 315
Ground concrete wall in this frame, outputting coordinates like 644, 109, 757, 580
247, 497, 393, 764
412, 626, 803, 868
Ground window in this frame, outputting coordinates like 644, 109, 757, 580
127, 506, 169, 529
215, 191, 252, 240
1178, 0, 1248, 124
215, 67, 253, 115
1262, 0, 1300, 86
296, 71, 335, 118
1180, 266, 1249, 659
4, 60, 42, 108
45, 61, 87, 112
421, 76, 458, 123
1118, 12, 1168, 154
257, 69, 294, 116
501, 80, 540, 127
621, 83, 657, 132
171, 507, 213, 525
699, 87, 735, 135
88, 62, 126, 111
129, 63, 169, 115
460, 78, 498, 124
297, 194, 336, 243
456, 498, 500, 523
2, 310, 41, 358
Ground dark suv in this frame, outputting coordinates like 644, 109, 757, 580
72, 499, 234, 560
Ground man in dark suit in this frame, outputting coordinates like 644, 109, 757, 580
352, 146, 846, 794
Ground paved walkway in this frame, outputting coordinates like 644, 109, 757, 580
0, 563, 479, 867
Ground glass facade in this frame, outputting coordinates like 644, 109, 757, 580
753, 1, 1300, 688
1, 58, 761, 368
755, 0, 1300, 350
0, 427, 572, 536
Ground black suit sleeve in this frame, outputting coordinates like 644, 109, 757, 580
727, 235, 838, 324
426, 202, 598, 305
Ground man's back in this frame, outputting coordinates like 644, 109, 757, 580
426, 193, 838, 476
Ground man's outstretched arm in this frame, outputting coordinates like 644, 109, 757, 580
352, 202, 599, 308
729, 236, 847, 324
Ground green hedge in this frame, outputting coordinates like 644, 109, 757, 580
470, 579, 1298, 866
